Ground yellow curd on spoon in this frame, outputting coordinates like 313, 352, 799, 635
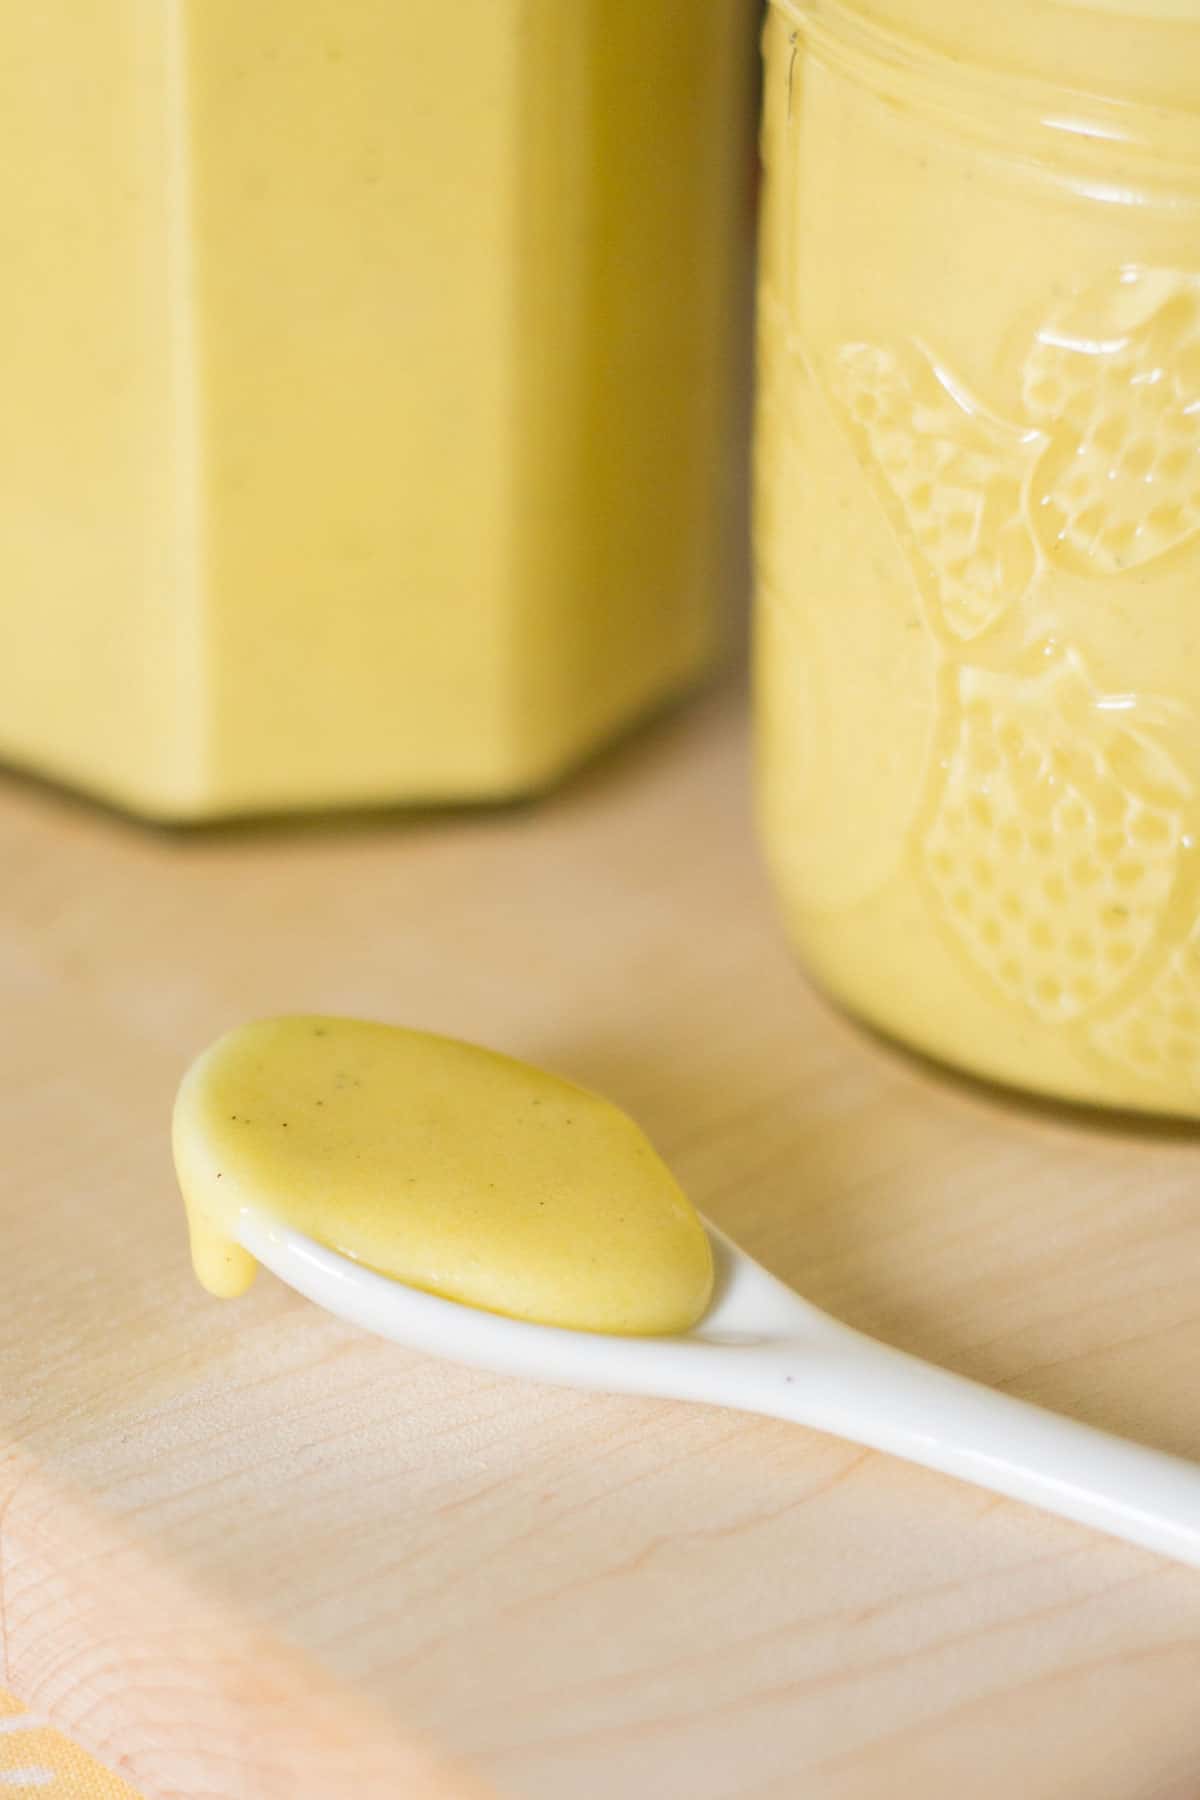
173, 1017, 713, 1336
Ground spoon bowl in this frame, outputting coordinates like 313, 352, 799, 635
237, 1208, 1200, 1569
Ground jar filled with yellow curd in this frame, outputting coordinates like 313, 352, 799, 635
756, 0, 1200, 1114
0, 2, 754, 820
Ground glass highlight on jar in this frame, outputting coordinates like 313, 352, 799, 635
755, 0, 1200, 1114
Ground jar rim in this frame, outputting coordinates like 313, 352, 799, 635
1053, 0, 1199, 16
779, 0, 1200, 118
779, 0, 1200, 153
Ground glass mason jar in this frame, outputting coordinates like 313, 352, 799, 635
756, 0, 1200, 1115
0, 2, 754, 819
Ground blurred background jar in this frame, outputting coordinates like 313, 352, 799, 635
0, 1, 756, 820
755, 0, 1200, 1115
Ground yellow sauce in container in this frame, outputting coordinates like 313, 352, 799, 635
756, 0, 1200, 1114
0, 2, 753, 819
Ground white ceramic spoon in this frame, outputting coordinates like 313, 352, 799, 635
237, 1208, 1200, 1568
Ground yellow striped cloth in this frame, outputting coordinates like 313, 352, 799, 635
0, 1695, 142, 1798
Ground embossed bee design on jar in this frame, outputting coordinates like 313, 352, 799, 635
755, 0, 1200, 1113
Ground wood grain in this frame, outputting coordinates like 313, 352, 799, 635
2, 678, 1199, 1799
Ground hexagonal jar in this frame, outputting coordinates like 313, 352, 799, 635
0, 1, 753, 818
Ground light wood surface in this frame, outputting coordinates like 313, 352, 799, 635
2, 677, 1199, 1800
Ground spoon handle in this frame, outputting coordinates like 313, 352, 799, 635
715, 1325, 1200, 1566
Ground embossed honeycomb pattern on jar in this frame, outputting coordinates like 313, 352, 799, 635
922, 652, 1189, 1024
1023, 268, 1200, 576
830, 342, 1043, 641
1092, 919, 1200, 1095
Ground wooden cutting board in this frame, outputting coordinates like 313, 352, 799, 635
2, 678, 1199, 1800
